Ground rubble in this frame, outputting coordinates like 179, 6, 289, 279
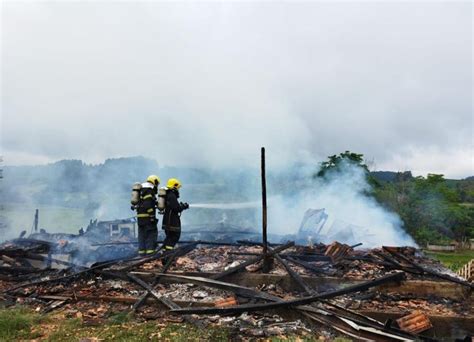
0, 237, 472, 340
397, 311, 433, 334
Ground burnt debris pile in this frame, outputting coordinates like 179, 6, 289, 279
0, 237, 472, 340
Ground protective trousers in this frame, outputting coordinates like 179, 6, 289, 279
163, 228, 181, 251
138, 223, 158, 255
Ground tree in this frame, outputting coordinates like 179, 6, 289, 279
373, 172, 474, 244
316, 151, 369, 178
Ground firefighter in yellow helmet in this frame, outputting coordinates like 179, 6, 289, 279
135, 175, 160, 256
162, 178, 189, 251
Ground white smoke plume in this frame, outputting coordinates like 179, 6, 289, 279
265, 162, 416, 247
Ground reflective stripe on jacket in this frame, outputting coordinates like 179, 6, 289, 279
137, 182, 157, 225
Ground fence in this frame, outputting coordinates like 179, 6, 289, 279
426, 244, 456, 252
457, 259, 473, 282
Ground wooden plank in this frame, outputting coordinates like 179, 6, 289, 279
274, 253, 315, 294
127, 273, 180, 310
170, 272, 405, 315
130, 271, 471, 300
132, 242, 197, 311
209, 241, 294, 280
383, 247, 474, 289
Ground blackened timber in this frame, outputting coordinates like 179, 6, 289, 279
313, 301, 432, 341
280, 254, 330, 262
285, 256, 325, 274
132, 243, 197, 311
156, 272, 424, 341
261, 147, 270, 272
229, 252, 332, 262
302, 311, 415, 342
127, 273, 204, 327
42, 299, 68, 314
301, 311, 371, 341
92, 240, 245, 247
382, 246, 474, 289
274, 251, 415, 340
3, 255, 139, 294
118, 242, 197, 272
153, 274, 280, 302
12, 238, 54, 247
116, 250, 166, 272
23, 252, 85, 269
0, 265, 45, 274
274, 253, 315, 294
131, 256, 176, 311
127, 273, 181, 310
170, 272, 405, 315
209, 241, 294, 280
372, 250, 422, 276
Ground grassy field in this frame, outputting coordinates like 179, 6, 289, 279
1, 204, 89, 240
424, 249, 474, 271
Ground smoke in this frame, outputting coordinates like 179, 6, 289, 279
266, 161, 416, 247
1, 156, 417, 247
2, 2, 469, 248
190, 201, 260, 210
182, 160, 416, 247
2, 1, 472, 178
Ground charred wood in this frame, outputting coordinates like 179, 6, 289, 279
382, 247, 474, 289
132, 242, 197, 311
274, 253, 315, 295
150, 273, 280, 302
171, 272, 406, 315
209, 241, 294, 280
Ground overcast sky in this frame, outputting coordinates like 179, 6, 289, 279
1, 1, 472, 178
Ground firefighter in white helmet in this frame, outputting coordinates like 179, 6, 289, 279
135, 175, 160, 256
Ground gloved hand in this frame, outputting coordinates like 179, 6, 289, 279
180, 202, 190, 210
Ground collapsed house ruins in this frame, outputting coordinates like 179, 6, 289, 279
0, 233, 472, 340
0, 149, 472, 340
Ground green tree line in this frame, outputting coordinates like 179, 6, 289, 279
317, 151, 474, 245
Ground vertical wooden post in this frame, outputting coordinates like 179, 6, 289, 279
261, 147, 271, 272
34, 209, 39, 232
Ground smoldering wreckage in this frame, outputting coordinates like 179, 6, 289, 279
1, 163, 473, 340
2, 213, 473, 340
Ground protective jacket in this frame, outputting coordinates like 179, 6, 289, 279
136, 182, 157, 225
162, 189, 185, 231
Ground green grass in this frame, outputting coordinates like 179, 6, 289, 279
47, 322, 229, 342
107, 311, 132, 325
0, 306, 47, 341
0, 307, 230, 341
425, 249, 474, 271
0, 307, 352, 341
271, 338, 352, 342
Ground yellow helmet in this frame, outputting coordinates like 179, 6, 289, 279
146, 175, 160, 186
166, 178, 182, 189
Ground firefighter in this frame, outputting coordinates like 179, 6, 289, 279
136, 175, 160, 256
162, 178, 189, 251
